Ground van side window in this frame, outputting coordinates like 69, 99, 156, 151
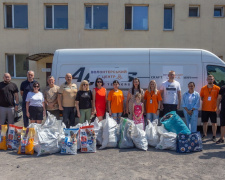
207, 65, 225, 87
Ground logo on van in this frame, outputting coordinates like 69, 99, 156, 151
72, 67, 137, 83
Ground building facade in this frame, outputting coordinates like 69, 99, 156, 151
0, 0, 225, 101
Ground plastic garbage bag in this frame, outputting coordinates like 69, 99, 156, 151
80, 125, 96, 153
99, 113, 118, 149
90, 118, 106, 146
145, 120, 160, 147
118, 118, 134, 149
131, 125, 148, 151
160, 111, 191, 135
31, 112, 66, 156
97, 120, 106, 146
61, 128, 79, 155
156, 125, 177, 150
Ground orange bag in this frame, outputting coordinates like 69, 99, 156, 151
18, 127, 35, 155
0, 125, 8, 150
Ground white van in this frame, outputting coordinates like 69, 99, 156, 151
51, 48, 225, 125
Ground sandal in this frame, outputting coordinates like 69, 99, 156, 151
216, 138, 224, 144
201, 135, 206, 140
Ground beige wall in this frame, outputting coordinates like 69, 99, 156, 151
0, 0, 225, 101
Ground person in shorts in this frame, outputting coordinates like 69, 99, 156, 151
200, 75, 220, 142
20, 70, 37, 127
44, 76, 60, 119
216, 85, 225, 144
26, 82, 46, 124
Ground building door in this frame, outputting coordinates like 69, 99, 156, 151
46, 63, 52, 86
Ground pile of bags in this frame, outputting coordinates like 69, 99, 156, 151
95, 113, 148, 151
0, 111, 202, 156
0, 112, 97, 156
0, 124, 36, 154
33, 112, 97, 156
144, 111, 202, 153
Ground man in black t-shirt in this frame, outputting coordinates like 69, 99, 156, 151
20, 70, 37, 127
0, 73, 19, 125
216, 85, 225, 144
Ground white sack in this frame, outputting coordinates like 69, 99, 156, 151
155, 125, 177, 151
90, 117, 106, 145
31, 112, 66, 156
145, 120, 160, 147
99, 113, 118, 149
131, 125, 148, 151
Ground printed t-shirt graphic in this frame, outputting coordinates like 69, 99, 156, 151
160, 81, 181, 104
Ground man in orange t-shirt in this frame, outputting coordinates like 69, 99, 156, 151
200, 75, 220, 142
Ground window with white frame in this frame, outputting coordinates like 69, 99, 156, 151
45, 5, 68, 29
125, 6, 148, 30
214, 6, 224, 17
85, 5, 108, 29
164, 6, 174, 30
6, 54, 29, 78
189, 6, 199, 17
5, 4, 28, 28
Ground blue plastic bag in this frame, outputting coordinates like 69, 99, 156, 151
160, 111, 191, 135
176, 132, 203, 153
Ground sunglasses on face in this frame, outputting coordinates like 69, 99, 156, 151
33, 86, 39, 88
97, 81, 102, 83
83, 84, 88, 86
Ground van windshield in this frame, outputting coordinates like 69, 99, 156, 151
207, 65, 225, 87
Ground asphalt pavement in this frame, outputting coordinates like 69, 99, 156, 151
0, 119, 224, 180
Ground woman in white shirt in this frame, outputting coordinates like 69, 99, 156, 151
26, 82, 46, 124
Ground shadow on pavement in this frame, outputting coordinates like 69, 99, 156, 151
199, 150, 225, 159
6, 151, 39, 159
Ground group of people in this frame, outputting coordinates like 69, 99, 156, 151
0, 70, 225, 144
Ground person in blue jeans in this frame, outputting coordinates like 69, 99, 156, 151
182, 82, 200, 133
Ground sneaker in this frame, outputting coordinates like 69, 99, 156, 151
216, 138, 224, 144
212, 136, 217, 142
202, 135, 206, 140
